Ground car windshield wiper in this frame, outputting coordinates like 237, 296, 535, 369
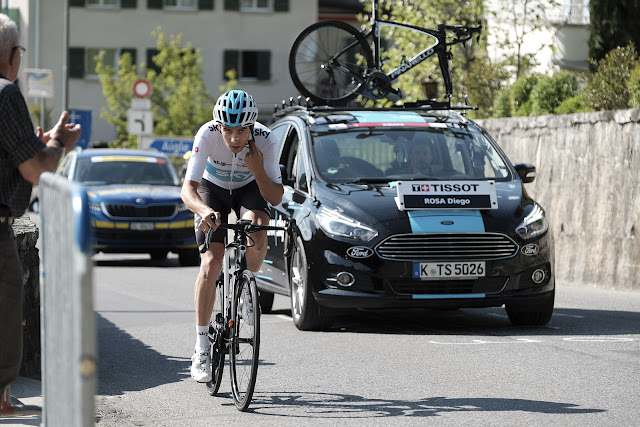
344, 178, 397, 184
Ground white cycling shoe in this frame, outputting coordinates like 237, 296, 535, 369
190, 350, 212, 383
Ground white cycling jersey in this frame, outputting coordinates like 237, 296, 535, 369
184, 120, 282, 191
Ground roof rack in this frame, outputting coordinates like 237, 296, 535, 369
272, 96, 477, 118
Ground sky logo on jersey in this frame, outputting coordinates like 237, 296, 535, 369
205, 161, 253, 182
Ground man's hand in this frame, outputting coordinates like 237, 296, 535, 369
200, 210, 221, 233
46, 111, 82, 150
244, 139, 265, 176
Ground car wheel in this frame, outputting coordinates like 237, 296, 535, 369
259, 291, 275, 314
505, 290, 555, 326
29, 197, 39, 213
290, 236, 330, 331
178, 249, 200, 266
150, 250, 168, 260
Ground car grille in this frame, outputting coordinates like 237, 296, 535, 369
104, 203, 176, 218
93, 228, 194, 242
375, 233, 518, 261
388, 277, 508, 295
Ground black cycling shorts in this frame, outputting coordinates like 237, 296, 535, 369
195, 178, 271, 245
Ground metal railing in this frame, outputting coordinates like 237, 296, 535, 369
39, 172, 95, 427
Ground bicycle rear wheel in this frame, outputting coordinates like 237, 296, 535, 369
229, 270, 260, 411
289, 20, 373, 106
206, 276, 225, 396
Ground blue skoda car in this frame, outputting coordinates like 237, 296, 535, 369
257, 105, 554, 330
56, 149, 199, 265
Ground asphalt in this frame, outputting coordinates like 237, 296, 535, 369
0, 377, 43, 426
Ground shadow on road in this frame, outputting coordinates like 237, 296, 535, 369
248, 391, 605, 418
96, 314, 189, 396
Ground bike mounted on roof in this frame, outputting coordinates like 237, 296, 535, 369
288, 0, 481, 106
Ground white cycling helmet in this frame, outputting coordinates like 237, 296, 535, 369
213, 90, 259, 127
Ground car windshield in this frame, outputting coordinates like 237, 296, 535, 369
73, 155, 180, 186
311, 127, 510, 183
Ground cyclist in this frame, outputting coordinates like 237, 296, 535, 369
181, 90, 283, 383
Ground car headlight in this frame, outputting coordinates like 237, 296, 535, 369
317, 206, 378, 242
88, 201, 102, 212
516, 204, 548, 239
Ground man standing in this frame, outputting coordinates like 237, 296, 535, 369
0, 13, 81, 406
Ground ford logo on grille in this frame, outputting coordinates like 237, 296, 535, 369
522, 244, 539, 256
347, 246, 373, 258
441, 220, 454, 225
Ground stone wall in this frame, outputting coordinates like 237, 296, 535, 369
477, 109, 640, 291
13, 215, 41, 378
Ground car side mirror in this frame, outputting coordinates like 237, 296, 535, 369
280, 164, 295, 187
514, 163, 536, 184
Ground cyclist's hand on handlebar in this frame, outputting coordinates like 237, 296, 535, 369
199, 210, 221, 232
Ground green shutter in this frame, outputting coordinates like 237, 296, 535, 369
69, 0, 85, 7
121, 48, 137, 65
121, 0, 137, 8
224, 50, 238, 80
146, 48, 161, 73
257, 50, 271, 81
224, 0, 239, 11
274, 0, 288, 12
69, 47, 85, 79
198, 0, 214, 10
147, 0, 163, 9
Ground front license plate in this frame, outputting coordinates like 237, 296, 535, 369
413, 262, 486, 279
131, 222, 154, 231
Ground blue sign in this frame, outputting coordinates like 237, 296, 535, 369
150, 139, 193, 156
67, 109, 92, 149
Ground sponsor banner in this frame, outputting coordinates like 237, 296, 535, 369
395, 180, 498, 210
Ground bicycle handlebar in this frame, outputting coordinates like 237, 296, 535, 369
441, 24, 482, 46
200, 217, 295, 255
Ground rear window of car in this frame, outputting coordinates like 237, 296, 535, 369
311, 127, 510, 183
73, 156, 180, 186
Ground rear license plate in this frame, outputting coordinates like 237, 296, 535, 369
131, 222, 154, 231
413, 262, 486, 279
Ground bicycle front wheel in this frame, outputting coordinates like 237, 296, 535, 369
229, 270, 260, 411
289, 20, 374, 106
206, 276, 225, 396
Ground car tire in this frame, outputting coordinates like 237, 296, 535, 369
505, 290, 555, 326
290, 236, 331, 331
178, 249, 200, 266
259, 291, 275, 314
150, 250, 168, 260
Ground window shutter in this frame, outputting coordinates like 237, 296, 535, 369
69, 47, 85, 79
121, 0, 137, 8
224, 0, 239, 11
146, 48, 161, 74
147, 0, 163, 9
198, 0, 214, 10
69, 0, 85, 7
257, 51, 271, 81
274, 0, 288, 12
224, 50, 238, 80
121, 48, 137, 65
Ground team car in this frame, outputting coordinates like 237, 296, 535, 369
256, 103, 555, 330
55, 148, 199, 266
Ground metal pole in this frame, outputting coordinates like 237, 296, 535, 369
61, 0, 69, 111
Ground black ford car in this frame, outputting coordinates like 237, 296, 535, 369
257, 104, 554, 330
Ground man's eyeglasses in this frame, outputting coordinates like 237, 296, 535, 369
13, 46, 25, 57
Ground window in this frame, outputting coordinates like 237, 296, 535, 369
224, 49, 271, 81
69, 48, 136, 79
88, 0, 119, 6
165, 0, 196, 9
240, 0, 271, 12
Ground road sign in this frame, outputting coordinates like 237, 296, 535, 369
24, 68, 54, 99
67, 109, 92, 149
127, 109, 153, 135
140, 135, 193, 156
133, 79, 151, 98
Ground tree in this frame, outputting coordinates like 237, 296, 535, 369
96, 28, 214, 148
490, 0, 560, 80
589, 0, 640, 68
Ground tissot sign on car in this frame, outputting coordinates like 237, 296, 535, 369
396, 180, 498, 210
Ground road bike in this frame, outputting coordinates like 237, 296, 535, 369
289, 0, 481, 106
200, 218, 290, 411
